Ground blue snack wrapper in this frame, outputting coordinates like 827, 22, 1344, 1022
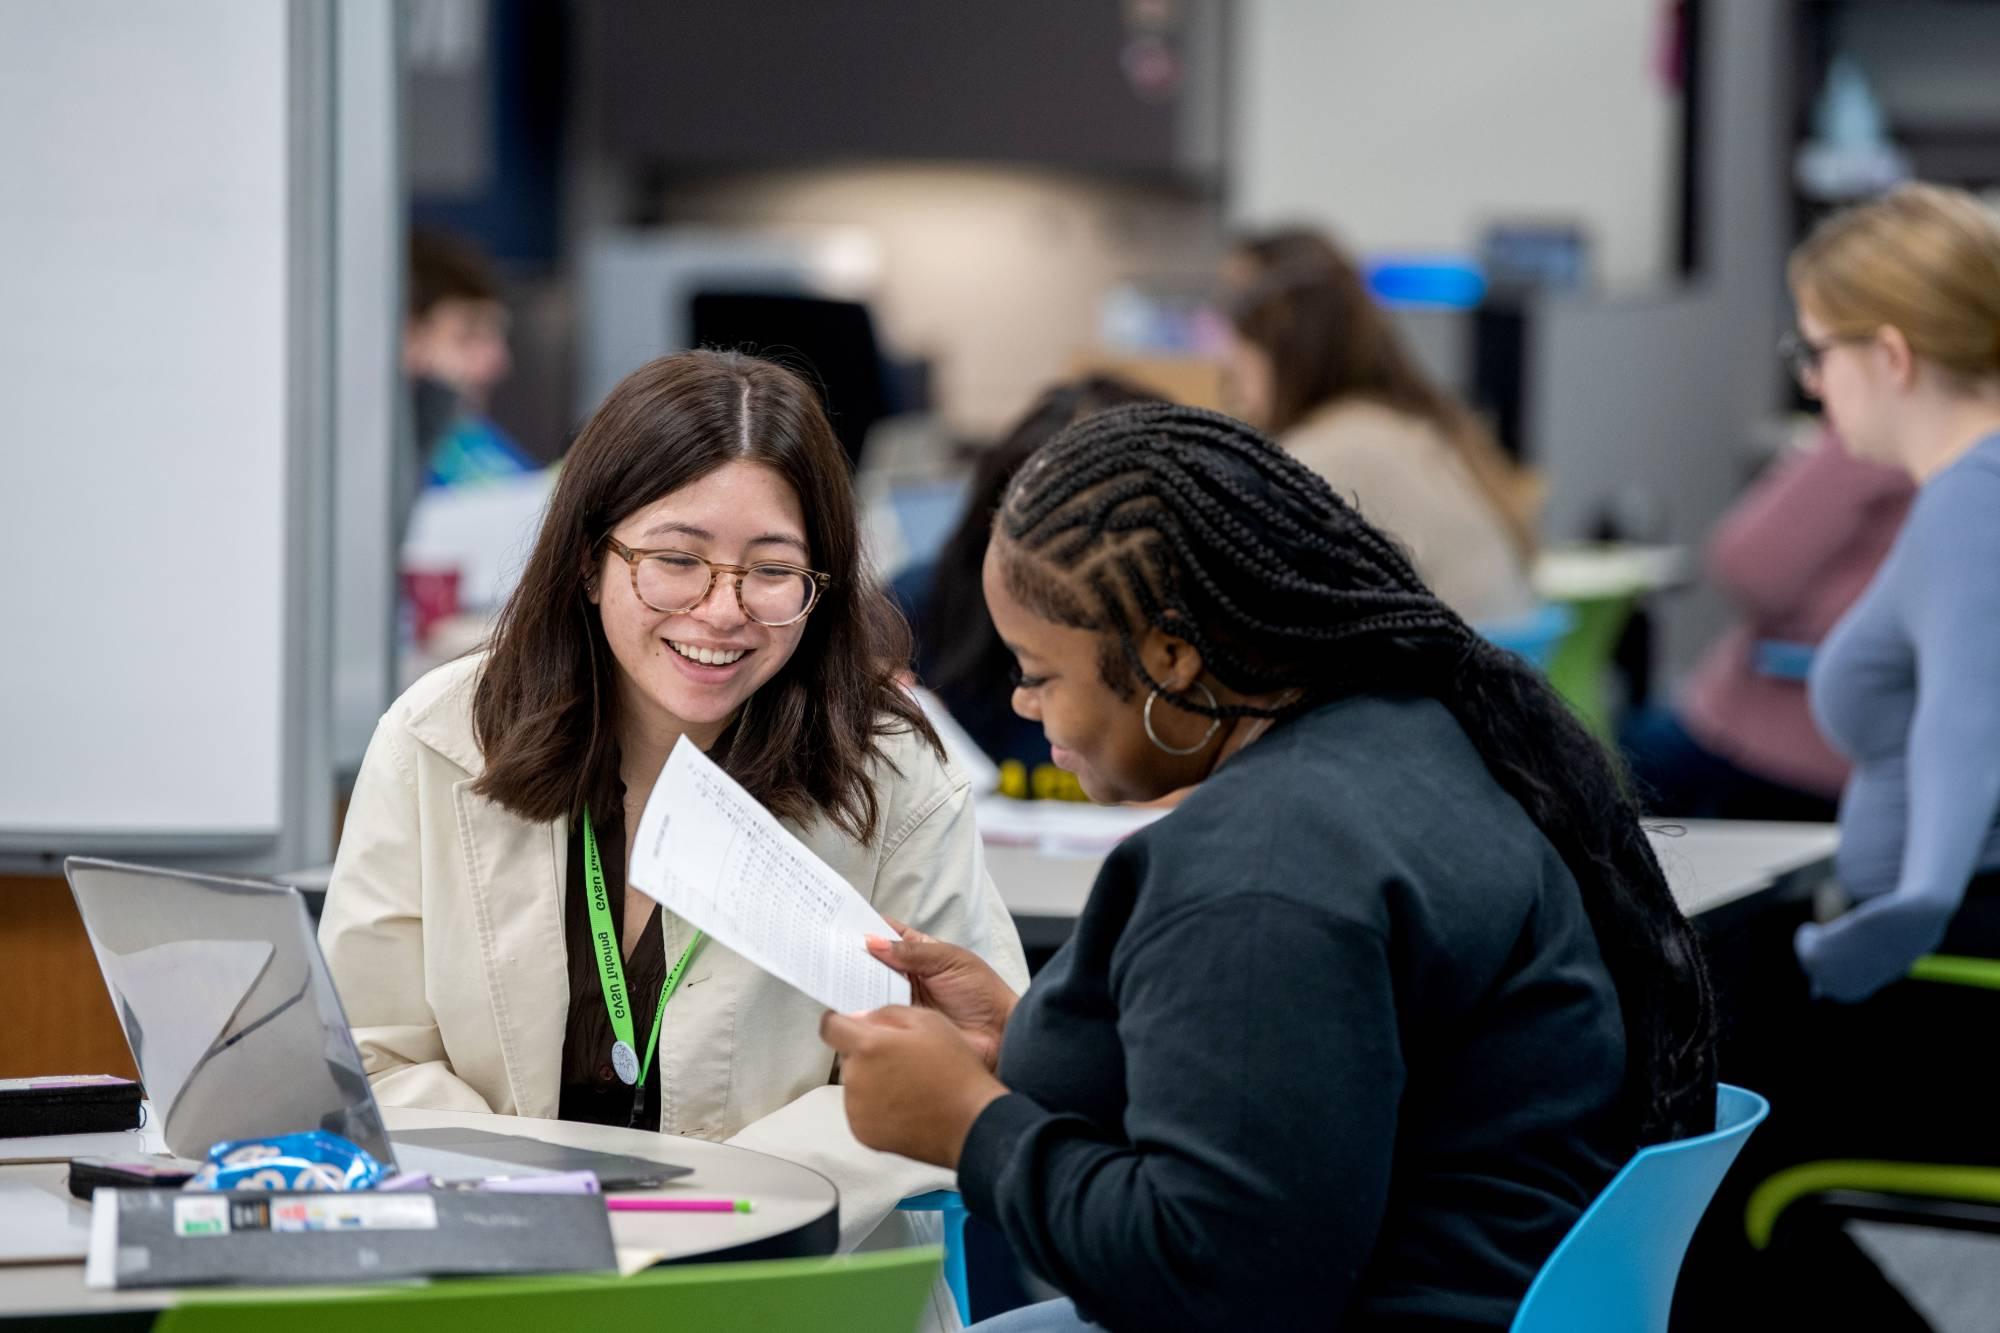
186, 1129, 386, 1192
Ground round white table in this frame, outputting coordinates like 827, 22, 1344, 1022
0, 1105, 839, 1325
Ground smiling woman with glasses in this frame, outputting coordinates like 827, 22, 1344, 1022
318, 350, 1027, 1327
600, 537, 831, 627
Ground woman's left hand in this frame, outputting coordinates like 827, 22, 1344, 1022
820, 1007, 1008, 1169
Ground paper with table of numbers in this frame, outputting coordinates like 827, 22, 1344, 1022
628, 736, 911, 1013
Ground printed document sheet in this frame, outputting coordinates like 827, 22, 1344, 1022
628, 737, 911, 1013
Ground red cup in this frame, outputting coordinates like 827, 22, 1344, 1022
401, 566, 462, 646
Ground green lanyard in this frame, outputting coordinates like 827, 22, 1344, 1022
583, 807, 703, 1087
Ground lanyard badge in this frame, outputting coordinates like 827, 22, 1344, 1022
582, 807, 703, 1087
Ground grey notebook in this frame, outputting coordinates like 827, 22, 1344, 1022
89, 1188, 616, 1289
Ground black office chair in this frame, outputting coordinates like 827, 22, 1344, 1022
1746, 955, 2000, 1251
688, 292, 896, 470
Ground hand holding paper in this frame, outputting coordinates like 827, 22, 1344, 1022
627, 737, 911, 1014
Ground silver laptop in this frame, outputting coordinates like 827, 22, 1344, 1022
64, 857, 689, 1187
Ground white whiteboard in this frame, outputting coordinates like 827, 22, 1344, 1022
0, 4, 291, 840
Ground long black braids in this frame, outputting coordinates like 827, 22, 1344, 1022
997, 402, 1718, 1145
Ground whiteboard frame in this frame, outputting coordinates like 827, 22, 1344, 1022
330, 0, 404, 788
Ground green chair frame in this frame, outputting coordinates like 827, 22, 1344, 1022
153, 1246, 942, 1333
1745, 954, 2000, 1251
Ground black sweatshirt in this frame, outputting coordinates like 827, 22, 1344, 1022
957, 694, 1631, 1331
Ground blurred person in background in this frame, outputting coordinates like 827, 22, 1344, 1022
1221, 227, 1539, 623
894, 376, 1159, 800
1620, 425, 1913, 821
1792, 183, 2000, 1001
1678, 183, 2000, 1332
405, 227, 537, 491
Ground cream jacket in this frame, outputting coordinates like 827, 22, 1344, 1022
1284, 400, 1537, 623
319, 655, 1028, 1325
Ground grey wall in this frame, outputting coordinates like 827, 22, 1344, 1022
1230, 0, 1682, 291
1529, 0, 1793, 682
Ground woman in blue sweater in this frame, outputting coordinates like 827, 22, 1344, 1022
1680, 183, 2000, 1331
1792, 185, 2000, 999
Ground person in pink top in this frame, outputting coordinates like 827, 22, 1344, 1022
1620, 427, 1912, 820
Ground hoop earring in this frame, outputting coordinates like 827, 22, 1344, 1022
1144, 682, 1222, 756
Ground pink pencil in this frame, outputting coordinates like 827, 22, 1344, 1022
607, 1197, 754, 1214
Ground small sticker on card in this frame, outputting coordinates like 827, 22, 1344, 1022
267, 1195, 438, 1232
173, 1196, 231, 1237
172, 1193, 437, 1237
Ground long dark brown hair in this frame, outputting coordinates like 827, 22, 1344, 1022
471, 349, 938, 844
997, 403, 1716, 1145
1228, 227, 1538, 558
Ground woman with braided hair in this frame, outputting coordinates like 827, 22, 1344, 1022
821, 402, 1717, 1331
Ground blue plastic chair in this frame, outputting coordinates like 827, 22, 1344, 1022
898, 1190, 971, 1323
1477, 603, 1576, 672
1510, 1083, 1769, 1333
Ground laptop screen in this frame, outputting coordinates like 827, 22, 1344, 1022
64, 858, 394, 1166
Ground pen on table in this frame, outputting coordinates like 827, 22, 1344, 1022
606, 1197, 755, 1214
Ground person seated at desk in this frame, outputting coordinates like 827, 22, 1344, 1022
1792, 184, 2000, 998
1619, 425, 1912, 822
822, 403, 1719, 1331
892, 376, 1158, 800
404, 227, 539, 492
320, 350, 1028, 1325
1220, 227, 1540, 624
1676, 183, 2000, 1331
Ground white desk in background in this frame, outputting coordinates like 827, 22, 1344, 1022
982, 802, 1838, 929
0, 1105, 837, 1324
1645, 820, 1840, 918
1531, 542, 1689, 602
401, 470, 555, 610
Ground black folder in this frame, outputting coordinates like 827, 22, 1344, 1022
0, 1075, 142, 1139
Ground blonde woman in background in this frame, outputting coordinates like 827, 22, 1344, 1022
1679, 183, 2000, 1332
1221, 229, 1539, 623
1793, 184, 2000, 998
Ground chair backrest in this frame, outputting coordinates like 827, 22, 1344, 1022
899, 1189, 972, 1323
1509, 1084, 1768, 1333
155, 1246, 941, 1333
